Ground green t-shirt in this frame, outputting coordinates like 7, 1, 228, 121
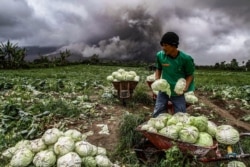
155, 50, 195, 96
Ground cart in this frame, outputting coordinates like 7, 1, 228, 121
112, 81, 138, 106
135, 124, 250, 166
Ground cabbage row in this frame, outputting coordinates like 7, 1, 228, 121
1, 128, 119, 167
141, 112, 240, 147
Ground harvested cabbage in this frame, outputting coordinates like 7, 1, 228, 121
227, 160, 246, 167
167, 112, 190, 126
174, 78, 186, 94
97, 147, 107, 155
54, 136, 75, 156
75, 141, 95, 157
95, 155, 112, 167
10, 148, 34, 167
30, 138, 47, 153
1, 147, 17, 159
64, 129, 82, 141
195, 132, 214, 147
33, 150, 56, 167
184, 91, 198, 104
216, 125, 240, 145
159, 125, 182, 140
207, 121, 218, 137
179, 125, 199, 144
82, 156, 97, 167
151, 79, 171, 96
57, 152, 82, 167
188, 115, 208, 132
42, 128, 63, 145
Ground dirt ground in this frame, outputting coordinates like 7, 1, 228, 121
78, 90, 250, 153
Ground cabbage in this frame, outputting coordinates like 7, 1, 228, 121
42, 128, 63, 145
159, 125, 182, 140
97, 147, 107, 155
146, 73, 156, 82
167, 112, 190, 126
54, 136, 75, 156
64, 129, 83, 141
95, 155, 112, 167
106, 75, 114, 82
207, 121, 218, 137
30, 138, 47, 153
227, 160, 246, 167
10, 148, 34, 167
215, 125, 240, 145
174, 78, 186, 94
15, 140, 31, 150
151, 79, 171, 96
82, 156, 97, 167
184, 91, 198, 104
157, 113, 172, 125
141, 124, 152, 131
57, 152, 82, 167
33, 150, 56, 167
179, 125, 199, 143
75, 141, 95, 157
147, 117, 165, 130
1, 147, 17, 159
195, 132, 214, 147
188, 115, 208, 132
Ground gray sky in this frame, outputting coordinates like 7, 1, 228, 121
1, 0, 250, 65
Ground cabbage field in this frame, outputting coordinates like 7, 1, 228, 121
0, 65, 250, 166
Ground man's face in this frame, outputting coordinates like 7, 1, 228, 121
161, 43, 175, 55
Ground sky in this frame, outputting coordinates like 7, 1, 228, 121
1, 0, 250, 65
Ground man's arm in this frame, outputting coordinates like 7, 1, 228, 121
184, 75, 193, 92
155, 69, 162, 80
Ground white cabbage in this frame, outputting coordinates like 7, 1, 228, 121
195, 132, 214, 147
1, 147, 17, 159
97, 147, 107, 155
159, 125, 182, 140
188, 115, 208, 132
10, 148, 34, 167
33, 150, 56, 167
15, 140, 31, 150
207, 121, 218, 137
227, 160, 246, 167
179, 125, 199, 144
30, 138, 47, 153
174, 78, 186, 94
57, 152, 82, 167
167, 112, 190, 126
215, 125, 240, 145
184, 91, 198, 104
146, 73, 156, 82
82, 156, 97, 167
75, 141, 94, 157
54, 136, 75, 156
106, 75, 114, 82
42, 128, 63, 145
95, 155, 112, 167
64, 129, 82, 141
151, 79, 171, 96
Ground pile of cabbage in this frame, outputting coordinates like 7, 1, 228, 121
141, 112, 240, 147
1, 128, 117, 167
106, 69, 140, 82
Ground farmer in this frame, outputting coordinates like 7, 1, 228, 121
152, 31, 195, 117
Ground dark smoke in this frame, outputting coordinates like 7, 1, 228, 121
80, 6, 163, 62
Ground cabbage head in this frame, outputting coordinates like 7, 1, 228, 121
10, 148, 34, 167
227, 160, 246, 167
167, 112, 190, 126
159, 125, 182, 140
95, 155, 112, 167
97, 147, 107, 155
30, 138, 47, 153
64, 129, 82, 141
207, 121, 218, 137
54, 136, 75, 156
188, 115, 208, 132
151, 79, 171, 96
42, 128, 63, 145
75, 141, 95, 157
179, 125, 199, 143
215, 125, 240, 145
184, 91, 198, 104
174, 78, 186, 94
57, 152, 82, 167
1, 147, 17, 159
82, 156, 97, 167
195, 132, 214, 147
33, 150, 56, 167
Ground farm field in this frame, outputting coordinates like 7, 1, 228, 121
0, 64, 250, 166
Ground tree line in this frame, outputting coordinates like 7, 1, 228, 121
1, 40, 250, 71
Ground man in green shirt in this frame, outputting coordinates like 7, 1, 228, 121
152, 31, 195, 117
